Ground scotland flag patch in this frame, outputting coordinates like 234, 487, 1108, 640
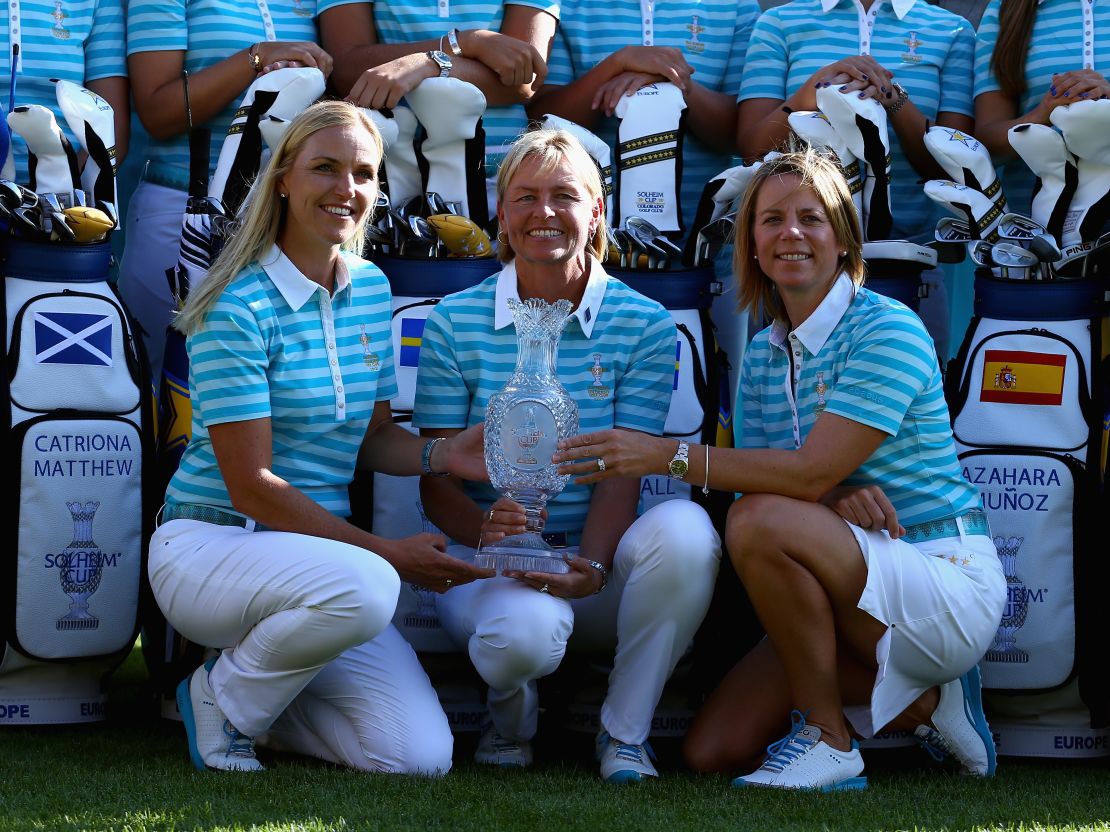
34, 312, 113, 366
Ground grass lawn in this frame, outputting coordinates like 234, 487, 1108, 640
2, 647, 1108, 832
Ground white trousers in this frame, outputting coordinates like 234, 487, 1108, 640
150, 519, 453, 774
437, 500, 721, 745
116, 181, 188, 383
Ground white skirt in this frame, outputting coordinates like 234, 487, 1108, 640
844, 518, 1006, 737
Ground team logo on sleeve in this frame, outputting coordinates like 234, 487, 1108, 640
685, 15, 706, 54
359, 325, 380, 370
588, 353, 611, 400
981, 350, 1066, 405
34, 311, 113, 366
902, 32, 923, 64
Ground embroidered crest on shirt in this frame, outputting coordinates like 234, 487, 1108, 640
588, 353, 611, 400
51, 0, 71, 39
902, 31, 923, 64
292, 0, 313, 17
685, 15, 706, 54
359, 324, 380, 370
814, 371, 828, 412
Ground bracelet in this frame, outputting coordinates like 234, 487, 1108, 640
581, 558, 608, 594
421, 437, 450, 476
888, 83, 909, 114
701, 443, 710, 496
248, 43, 263, 73
447, 28, 463, 57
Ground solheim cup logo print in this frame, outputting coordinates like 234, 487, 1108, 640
56, 501, 106, 631
985, 535, 1030, 663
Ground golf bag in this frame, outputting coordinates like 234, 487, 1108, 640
946, 273, 1109, 757
1, 239, 154, 724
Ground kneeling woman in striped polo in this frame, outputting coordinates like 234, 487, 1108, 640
152, 100, 492, 774
556, 150, 1006, 792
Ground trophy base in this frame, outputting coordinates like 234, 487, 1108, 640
475, 533, 570, 575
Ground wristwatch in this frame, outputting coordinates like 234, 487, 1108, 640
668, 440, 690, 480
427, 50, 453, 77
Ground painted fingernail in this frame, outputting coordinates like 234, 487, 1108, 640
858, 92, 867, 98
839, 85, 849, 92
861, 74, 869, 81
1050, 86, 1057, 95
880, 86, 887, 93
1080, 92, 1089, 98
1065, 91, 1070, 97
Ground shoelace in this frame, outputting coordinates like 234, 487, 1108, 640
223, 720, 257, 759
760, 710, 816, 774
613, 742, 645, 764
915, 726, 950, 763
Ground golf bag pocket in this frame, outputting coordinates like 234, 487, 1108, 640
6, 281, 141, 418
949, 322, 1093, 456
9, 414, 144, 661
380, 256, 500, 419
959, 449, 1083, 693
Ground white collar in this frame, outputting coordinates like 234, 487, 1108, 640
820, 0, 918, 20
259, 245, 352, 311
493, 257, 608, 339
769, 272, 856, 358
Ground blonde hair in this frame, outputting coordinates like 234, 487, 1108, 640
733, 149, 864, 323
495, 128, 607, 264
175, 100, 383, 334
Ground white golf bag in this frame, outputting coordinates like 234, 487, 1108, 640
1, 239, 154, 724
946, 273, 1109, 757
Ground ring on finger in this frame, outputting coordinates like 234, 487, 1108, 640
539, 583, 550, 594
488, 509, 495, 522
445, 579, 453, 588
597, 458, 606, 473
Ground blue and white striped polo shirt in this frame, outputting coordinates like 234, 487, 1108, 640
127, 0, 337, 186
2, 0, 126, 183
370, 0, 559, 174
544, 0, 759, 236
740, 0, 974, 241
739, 273, 980, 526
975, 0, 1110, 218
166, 247, 398, 517
413, 258, 675, 532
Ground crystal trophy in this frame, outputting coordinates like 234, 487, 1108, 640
476, 297, 579, 574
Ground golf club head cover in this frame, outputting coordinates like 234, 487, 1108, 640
383, 106, 422, 208
1050, 99, 1110, 244
788, 110, 864, 228
259, 115, 291, 153
365, 108, 400, 152
924, 179, 1003, 241
54, 79, 117, 205
682, 161, 762, 265
406, 77, 489, 227
539, 113, 613, 219
924, 126, 1005, 214
614, 82, 687, 232
1008, 122, 1078, 245
7, 105, 80, 203
427, 212, 493, 257
209, 67, 325, 212
817, 87, 891, 240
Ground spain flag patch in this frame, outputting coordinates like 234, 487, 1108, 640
980, 349, 1066, 405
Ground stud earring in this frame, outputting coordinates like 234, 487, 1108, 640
839, 250, 847, 256
279, 193, 287, 199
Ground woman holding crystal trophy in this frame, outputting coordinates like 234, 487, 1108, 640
413, 127, 721, 782
150, 101, 493, 774
555, 150, 1006, 792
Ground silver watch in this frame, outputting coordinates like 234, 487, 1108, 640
668, 440, 690, 481
427, 50, 452, 77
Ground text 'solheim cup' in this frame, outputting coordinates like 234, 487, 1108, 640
477, 298, 579, 574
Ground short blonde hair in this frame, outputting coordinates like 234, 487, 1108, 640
176, 100, 382, 334
495, 128, 607, 263
733, 149, 865, 323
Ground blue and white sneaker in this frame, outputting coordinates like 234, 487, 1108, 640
474, 722, 532, 768
732, 711, 867, 792
176, 657, 263, 772
914, 665, 996, 777
596, 731, 658, 783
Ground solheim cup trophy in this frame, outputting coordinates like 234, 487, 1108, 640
476, 298, 579, 574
